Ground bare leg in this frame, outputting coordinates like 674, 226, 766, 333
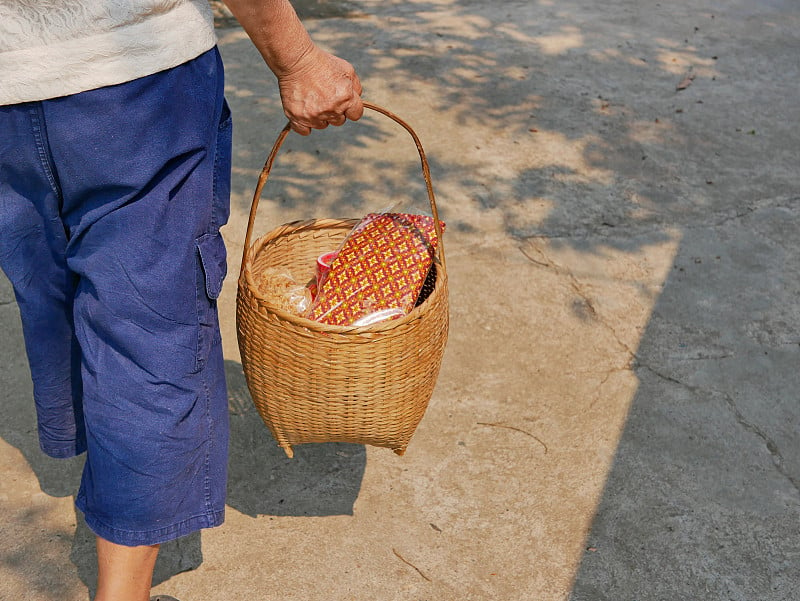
95, 536, 160, 601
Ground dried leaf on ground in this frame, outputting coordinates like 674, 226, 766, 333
676, 74, 696, 91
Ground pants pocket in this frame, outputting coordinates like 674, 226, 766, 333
195, 232, 227, 372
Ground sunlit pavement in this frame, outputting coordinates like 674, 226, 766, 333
1, 2, 798, 599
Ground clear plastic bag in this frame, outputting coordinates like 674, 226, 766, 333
256, 267, 312, 316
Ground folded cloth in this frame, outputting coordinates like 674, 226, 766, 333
307, 212, 444, 326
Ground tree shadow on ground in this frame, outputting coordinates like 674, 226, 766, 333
220, 0, 797, 245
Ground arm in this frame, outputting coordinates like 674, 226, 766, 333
222, 0, 363, 135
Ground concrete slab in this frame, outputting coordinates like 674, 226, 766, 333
1, 1, 798, 600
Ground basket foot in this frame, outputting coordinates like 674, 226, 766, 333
280, 443, 294, 458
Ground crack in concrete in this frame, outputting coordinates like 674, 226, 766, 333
588, 364, 633, 411
635, 361, 698, 392
520, 240, 638, 362
637, 363, 800, 497
722, 392, 800, 496
521, 218, 800, 497
520, 240, 652, 415
684, 353, 734, 361
518, 194, 800, 242
700, 195, 800, 229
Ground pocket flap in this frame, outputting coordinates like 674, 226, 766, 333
196, 232, 227, 299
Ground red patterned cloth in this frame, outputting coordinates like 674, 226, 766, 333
307, 213, 444, 326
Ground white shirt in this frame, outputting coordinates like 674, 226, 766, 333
0, 0, 217, 105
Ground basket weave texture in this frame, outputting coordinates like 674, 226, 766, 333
236, 103, 449, 458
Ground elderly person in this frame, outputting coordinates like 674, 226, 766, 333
0, 2, 362, 600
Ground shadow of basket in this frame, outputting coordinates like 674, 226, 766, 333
224, 359, 367, 517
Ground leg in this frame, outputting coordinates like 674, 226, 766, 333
55, 48, 231, 547
0, 102, 86, 459
95, 536, 160, 601
1, 48, 230, 597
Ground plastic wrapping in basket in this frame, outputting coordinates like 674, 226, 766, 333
306, 212, 445, 326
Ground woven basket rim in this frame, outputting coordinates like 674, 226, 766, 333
240, 217, 447, 335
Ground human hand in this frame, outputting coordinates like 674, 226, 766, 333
277, 45, 363, 136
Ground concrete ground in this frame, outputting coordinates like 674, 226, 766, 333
1, 1, 799, 599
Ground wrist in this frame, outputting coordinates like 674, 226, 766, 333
267, 36, 317, 79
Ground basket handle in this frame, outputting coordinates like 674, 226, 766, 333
240, 101, 446, 276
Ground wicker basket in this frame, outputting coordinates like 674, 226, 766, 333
236, 102, 449, 458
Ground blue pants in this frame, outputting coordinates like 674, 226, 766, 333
0, 48, 231, 546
